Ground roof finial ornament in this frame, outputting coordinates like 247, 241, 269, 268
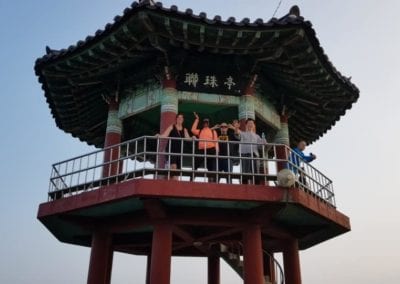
45, 46, 52, 55
139, 0, 156, 6
289, 5, 300, 18
45, 46, 61, 56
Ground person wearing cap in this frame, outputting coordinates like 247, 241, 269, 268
239, 118, 267, 184
213, 121, 240, 178
191, 112, 219, 180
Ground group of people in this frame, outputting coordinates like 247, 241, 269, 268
158, 112, 316, 183
158, 112, 266, 182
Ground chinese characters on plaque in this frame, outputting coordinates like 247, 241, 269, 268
182, 72, 239, 94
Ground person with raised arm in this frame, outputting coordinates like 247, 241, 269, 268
213, 121, 240, 179
191, 112, 219, 181
289, 140, 317, 185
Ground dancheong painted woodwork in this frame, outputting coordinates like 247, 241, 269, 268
35, 1, 359, 147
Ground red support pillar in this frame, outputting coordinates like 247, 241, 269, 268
158, 76, 178, 169
160, 79, 177, 134
242, 224, 264, 284
283, 239, 302, 284
149, 223, 172, 284
207, 253, 220, 284
87, 231, 113, 284
102, 99, 122, 178
275, 114, 290, 171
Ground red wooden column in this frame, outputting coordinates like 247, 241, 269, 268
238, 75, 257, 130
149, 223, 173, 284
283, 239, 302, 284
158, 69, 178, 169
102, 99, 122, 178
87, 231, 113, 284
275, 113, 290, 171
207, 252, 220, 284
242, 224, 264, 284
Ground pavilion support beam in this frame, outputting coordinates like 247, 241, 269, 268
207, 251, 220, 284
247, 31, 261, 48
158, 68, 178, 170
146, 253, 151, 284
215, 28, 223, 42
149, 223, 173, 284
172, 227, 242, 252
87, 231, 114, 284
242, 224, 264, 284
182, 22, 189, 49
283, 239, 302, 284
102, 99, 123, 178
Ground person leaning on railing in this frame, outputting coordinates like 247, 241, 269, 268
289, 140, 317, 186
238, 118, 267, 184
157, 113, 190, 179
191, 112, 219, 181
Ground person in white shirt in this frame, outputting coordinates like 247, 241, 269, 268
239, 119, 267, 184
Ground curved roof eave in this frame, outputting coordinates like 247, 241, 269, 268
34, 1, 359, 147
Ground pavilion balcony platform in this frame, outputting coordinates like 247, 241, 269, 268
46, 136, 335, 204
38, 136, 350, 258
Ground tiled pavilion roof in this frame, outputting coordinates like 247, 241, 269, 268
35, 1, 359, 146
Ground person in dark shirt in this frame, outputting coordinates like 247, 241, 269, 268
215, 122, 240, 174
158, 113, 190, 178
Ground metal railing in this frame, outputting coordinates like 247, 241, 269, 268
48, 136, 335, 206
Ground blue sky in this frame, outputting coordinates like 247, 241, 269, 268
0, 0, 399, 283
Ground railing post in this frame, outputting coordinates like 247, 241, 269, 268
257, 145, 269, 185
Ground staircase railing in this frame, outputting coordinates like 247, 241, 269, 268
263, 249, 285, 284
217, 242, 284, 284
